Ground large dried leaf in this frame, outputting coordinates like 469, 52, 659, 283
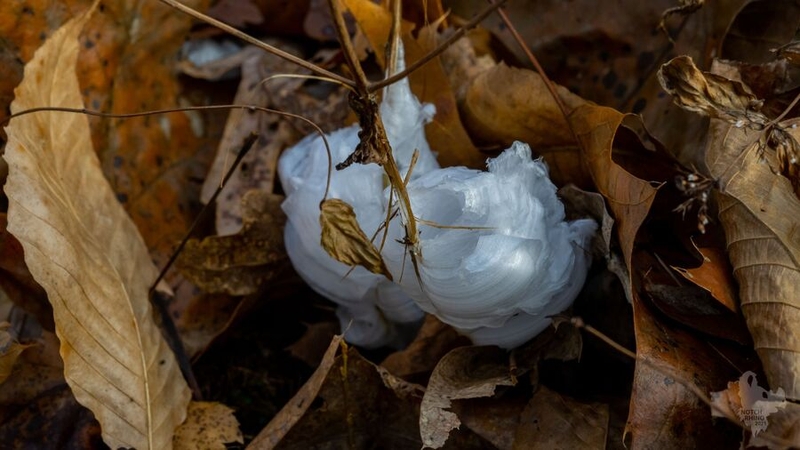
569, 105, 661, 272
626, 281, 743, 449
319, 198, 392, 280
458, 62, 592, 187
3, 5, 191, 449
661, 58, 800, 399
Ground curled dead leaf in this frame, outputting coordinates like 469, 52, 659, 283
657, 56, 768, 128
3, 3, 190, 448
319, 198, 392, 280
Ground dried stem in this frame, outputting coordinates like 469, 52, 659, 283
159, 0, 356, 89
370, 0, 509, 92
487, 0, 583, 152
326, 0, 370, 93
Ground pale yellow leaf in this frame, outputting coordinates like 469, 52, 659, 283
2, 3, 190, 449
319, 199, 392, 280
174, 401, 243, 449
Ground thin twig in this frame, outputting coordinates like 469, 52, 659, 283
326, 0, 370, 93
7, 104, 334, 202
159, 0, 356, 89
486, 0, 582, 149
370, 0, 509, 92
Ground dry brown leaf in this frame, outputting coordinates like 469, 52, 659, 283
512, 386, 609, 449
3, 4, 190, 448
569, 105, 661, 272
341, 0, 415, 67
174, 401, 243, 449
722, 1, 800, 65
196, 43, 305, 235
626, 284, 744, 449
177, 191, 287, 295
404, 25, 484, 168
420, 346, 516, 449
319, 198, 392, 280
672, 244, 739, 313
660, 58, 800, 399
658, 56, 768, 128
250, 336, 447, 449
249, 335, 343, 449
460, 63, 591, 187
0, 322, 33, 385
381, 315, 469, 382
343, 0, 482, 168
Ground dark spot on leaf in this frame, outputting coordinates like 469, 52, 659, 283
39, 32, 46, 41
116, 193, 128, 204
92, 99, 101, 109
637, 51, 655, 71
113, 156, 124, 168
160, 360, 165, 365
156, 155, 163, 167
614, 84, 627, 99
632, 98, 647, 114
84, 40, 94, 50
22, 6, 33, 15
602, 71, 617, 89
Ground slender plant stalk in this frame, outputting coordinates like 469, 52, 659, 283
159, 0, 356, 89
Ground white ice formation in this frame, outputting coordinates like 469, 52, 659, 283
382, 142, 596, 348
278, 46, 437, 348
278, 47, 596, 349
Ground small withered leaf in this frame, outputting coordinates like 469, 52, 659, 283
657, 55, 768, 128
335, 92, 390, 170
319, 198, 392, 280
176, 190, 287, 295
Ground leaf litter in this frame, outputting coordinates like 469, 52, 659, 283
1, 0, 800, 448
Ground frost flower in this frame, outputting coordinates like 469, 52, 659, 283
382, 142, 597, 349
277, 60, 436, 348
